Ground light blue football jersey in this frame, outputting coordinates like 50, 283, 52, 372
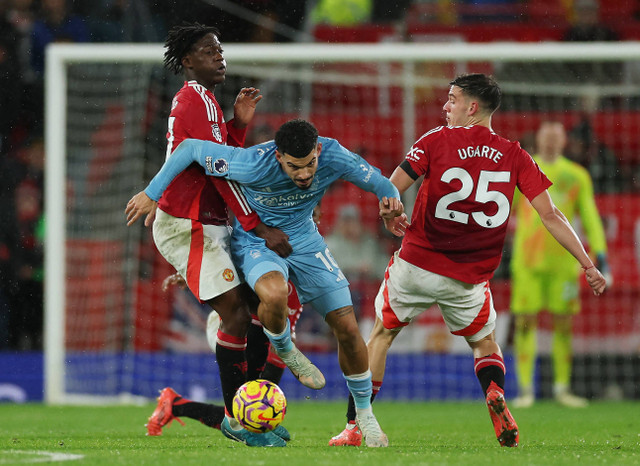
146, 137, 399, 253
145, 136, 400, 309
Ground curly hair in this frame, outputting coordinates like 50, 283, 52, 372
163, 22, 220, 75
275, 119, 319, 158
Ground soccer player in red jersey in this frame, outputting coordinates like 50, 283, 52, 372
329, 73, 606, 448
136, 23, 291, 447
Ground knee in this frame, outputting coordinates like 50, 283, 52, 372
553, 315, 572, 333
256, 274, 289, 313
515, 315, 537, 333
369, 326, 398, 350
208, 291, 251, 330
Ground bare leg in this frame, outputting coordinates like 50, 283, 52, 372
367, 316, 401, 382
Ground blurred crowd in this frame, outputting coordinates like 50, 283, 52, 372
0, 0, 638, 350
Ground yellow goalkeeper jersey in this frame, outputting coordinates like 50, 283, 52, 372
510, 154, 607, 274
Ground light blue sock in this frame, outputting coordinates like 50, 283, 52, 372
263, 319, 293, 353
344, 370, 373, 410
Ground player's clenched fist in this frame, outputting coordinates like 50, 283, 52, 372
125, 191, 157, 227
584, 267, 606, 296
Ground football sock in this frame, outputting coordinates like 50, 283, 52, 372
552, 327, 572, 387
514, 322, 537, 393
344, 370, 373, 411
246, 317, 269, 380
261, 347, 286, 384
261, 362, 285, 385
475, 353, 506, 396
346, 379, 381, 423
263, 319, 294, 354
172, 400, 225, 429
216, 330, 248, 414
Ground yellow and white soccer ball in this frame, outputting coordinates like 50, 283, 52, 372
232, 379, 287, 433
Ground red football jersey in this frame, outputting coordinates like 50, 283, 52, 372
157, 81, 259, 230
399, 125, 551, 284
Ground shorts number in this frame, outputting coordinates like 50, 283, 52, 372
435, 168, 511, 229
315, 248, 346, 282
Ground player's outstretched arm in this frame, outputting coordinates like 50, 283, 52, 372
125, 191, 157, 227
530, 190, 606, 295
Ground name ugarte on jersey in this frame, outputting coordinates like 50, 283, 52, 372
458, 145, 503, 163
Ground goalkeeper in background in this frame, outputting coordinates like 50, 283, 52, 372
510, 121, 611, 408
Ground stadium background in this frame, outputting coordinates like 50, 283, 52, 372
1, 0, 639, 404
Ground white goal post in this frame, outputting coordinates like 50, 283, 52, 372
45, 41, 640, 404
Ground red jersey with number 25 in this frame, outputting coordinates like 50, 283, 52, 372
399, 125, 551, 284
158, 81, 259, 230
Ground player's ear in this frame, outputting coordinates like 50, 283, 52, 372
468, 101, 479, 115
275, 150, 283, 162
316, 142, 322, 156
181, 55, 192, 69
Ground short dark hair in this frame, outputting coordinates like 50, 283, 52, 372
275, 119, 319, 158
164, 22, 220, 75
449, 73, 501, 114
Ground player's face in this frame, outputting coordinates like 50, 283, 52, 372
182, 33, 226, 88
443, 85, 472, 127
536, 122, 566, 157
276, 143, 322, 190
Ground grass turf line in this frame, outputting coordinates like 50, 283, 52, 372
1, 401, 639, 465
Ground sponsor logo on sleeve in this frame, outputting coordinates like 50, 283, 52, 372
214, 158, 229, 174
407, 146, 424, 162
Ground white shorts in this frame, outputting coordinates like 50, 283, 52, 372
374, 252, 496, 342
152, 208, 242, 302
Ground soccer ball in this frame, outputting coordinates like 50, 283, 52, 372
232, 379, 287, 433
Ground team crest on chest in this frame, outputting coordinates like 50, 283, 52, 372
211, 123, 222, 142
222, 268, 235, 282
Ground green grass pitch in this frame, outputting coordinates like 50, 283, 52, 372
1, 401, 639, 465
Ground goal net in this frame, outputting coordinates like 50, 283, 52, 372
45, 41, 640, 403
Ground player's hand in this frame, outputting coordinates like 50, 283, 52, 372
125, 191, 157, 227
383, 213, 410, 237
585, 266, 606, 296
253, 222, 292, 258
596, 253, 613, 289
162, 273, 186, 292
379, 196, 404, 219
233, 87, 263, 128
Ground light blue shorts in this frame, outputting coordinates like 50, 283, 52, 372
231, 234, 352, 318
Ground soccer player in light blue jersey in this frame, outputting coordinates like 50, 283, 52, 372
126, 119, 403, 447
